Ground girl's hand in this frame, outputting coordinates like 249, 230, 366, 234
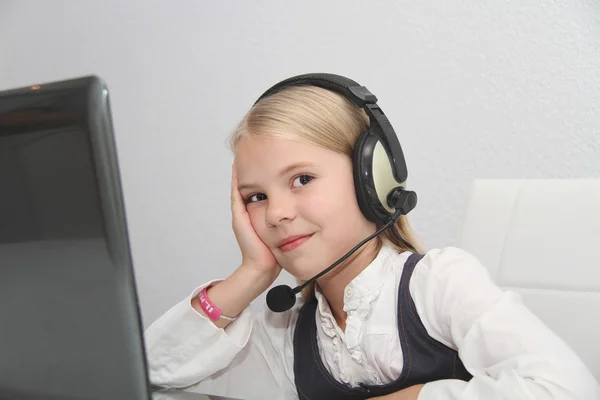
231, 164, 282, 283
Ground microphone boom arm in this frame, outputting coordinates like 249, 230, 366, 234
291, 208, 402, 295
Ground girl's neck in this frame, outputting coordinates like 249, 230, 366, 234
316, 239, 381, 332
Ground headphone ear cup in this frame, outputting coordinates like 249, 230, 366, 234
353, 132, 380, 224
353, 132, 392, 225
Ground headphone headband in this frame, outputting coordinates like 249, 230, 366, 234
253, 73, 408, 184
254, 73, 378, 107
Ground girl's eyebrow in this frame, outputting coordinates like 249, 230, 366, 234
238, 161, 315, 191
277, 161, 315, 178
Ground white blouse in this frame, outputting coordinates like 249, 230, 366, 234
144, 246, 599, 400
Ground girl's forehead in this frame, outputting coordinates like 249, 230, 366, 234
234, 136, 348, 179
235, 136, 327, 165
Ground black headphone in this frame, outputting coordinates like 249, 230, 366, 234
255, 73, 418, 312
255, 73, 417, 226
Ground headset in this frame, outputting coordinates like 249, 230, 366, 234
253, 73, 418, 312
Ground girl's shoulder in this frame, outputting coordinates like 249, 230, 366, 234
407, 246, 499, 302
414, 246, 490, 278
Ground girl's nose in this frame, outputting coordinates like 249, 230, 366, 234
265, 193, 296, 227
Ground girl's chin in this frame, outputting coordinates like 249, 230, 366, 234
281, 264, 320, 282
282, 269, 315, 282
279, 256, 333, 282
297, 273, 318, 282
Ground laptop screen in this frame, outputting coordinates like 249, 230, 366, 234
0, 77, 150, 399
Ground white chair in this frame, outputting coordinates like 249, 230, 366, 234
456, 179, 600, 380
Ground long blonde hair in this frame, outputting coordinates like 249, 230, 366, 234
229, 85, 423, 301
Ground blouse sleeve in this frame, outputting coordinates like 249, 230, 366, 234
409, 247, 600, 400
144, 279, 299, 400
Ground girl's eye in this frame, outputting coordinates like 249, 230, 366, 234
246, 193, 267, 204
292, 174, 313, 188
246, 175, 313, 204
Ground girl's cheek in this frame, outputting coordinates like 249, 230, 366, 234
302, 188, 328, 209
247, 208, 264, 231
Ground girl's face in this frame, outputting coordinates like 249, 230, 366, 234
235, 135, 377, 280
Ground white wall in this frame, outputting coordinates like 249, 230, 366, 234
1, 1, 599, 328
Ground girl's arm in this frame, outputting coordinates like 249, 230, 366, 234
410, 247, 599, 400
144, 272, 298, 399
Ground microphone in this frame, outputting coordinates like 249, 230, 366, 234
266, 207, 408, 313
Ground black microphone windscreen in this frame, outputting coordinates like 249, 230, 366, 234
266, 285, 296, 312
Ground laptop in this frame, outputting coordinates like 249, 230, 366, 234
0, 77, 237, 400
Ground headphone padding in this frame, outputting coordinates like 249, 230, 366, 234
353, 132, 385, 225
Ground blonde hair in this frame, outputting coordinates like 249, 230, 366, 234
229, 85, 424, 301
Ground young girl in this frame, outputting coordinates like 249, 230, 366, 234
144, 74, 599, 400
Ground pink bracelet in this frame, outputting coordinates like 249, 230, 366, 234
198, 286, 236, 322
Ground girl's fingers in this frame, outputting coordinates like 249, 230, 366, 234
230, 163, 245, 215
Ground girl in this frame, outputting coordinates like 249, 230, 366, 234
144, 74, 599, 400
